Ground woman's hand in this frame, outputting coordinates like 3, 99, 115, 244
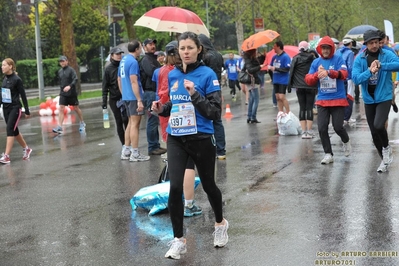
151, 100, 163, 114
184, 79, 196, 96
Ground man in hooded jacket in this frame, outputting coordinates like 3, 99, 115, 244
305, 36, 351, 165
198, 34, 227, 159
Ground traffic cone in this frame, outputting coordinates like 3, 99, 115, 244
224, 104, 234, 119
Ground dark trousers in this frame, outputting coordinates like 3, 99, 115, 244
296, 88, 316, 121
364, 100, 391, 158
344, 97, 354, 121
109, 98, 128, 145
167, 135, 223, 238
354, 84, 360, 103
317, 106, 349, 155
213, 119, 226, 156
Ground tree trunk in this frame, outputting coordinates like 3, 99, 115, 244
59, 0, 81, 94
123, 8, 136, 40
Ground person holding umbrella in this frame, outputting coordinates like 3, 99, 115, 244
151, 31, 228, 260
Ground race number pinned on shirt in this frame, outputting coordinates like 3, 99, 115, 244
369, 72, 378, 86
320, 77, 337, 93
169, 102, 197, 136
1, 88, 11, 103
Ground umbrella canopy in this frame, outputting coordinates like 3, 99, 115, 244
265, 45, 299, 65
344, 25, 378, 39
134, 6, 209, 37
241, 30, 280, 52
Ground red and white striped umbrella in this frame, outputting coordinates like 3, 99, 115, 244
134, 6, 210, 37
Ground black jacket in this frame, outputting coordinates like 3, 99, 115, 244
58, 65, 78, 97
139, 53, 160, 91
1, 73, 30, 115
288, 51, 316, 90
102, 58, 122, 107
198, 34, 224, 81
243, 57, 261, 84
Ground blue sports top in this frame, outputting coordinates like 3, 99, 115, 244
271, 52, 291, 84
118, 54, 143, 101
166, 65, 220, 135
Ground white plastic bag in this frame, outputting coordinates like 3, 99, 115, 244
276, 111, 302, 136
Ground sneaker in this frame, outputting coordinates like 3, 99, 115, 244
161, 153, 168, 159
165, 238, 187, 260
129, 153, 150, 162
79, 122, 86, 132
343, 140, 351, 157
377, 160, 388, 173
273, 104, 277, 108
382, 145, 393, 165
213, 219, 229, 248
149, 148, 167, 155
120, 151, 131, 160
349, 118, 356, 123
184, 203, 203, 217
307, 130, 315, 138
52, 126, 62, 134
301, 131, 310, 139
0, 153, 10, 164
217, 154, 226, 160
321, 154, 334, 164
23, 147, 32, 160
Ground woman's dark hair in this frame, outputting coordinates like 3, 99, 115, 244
178, 31, 204, 61
243, 49, 256, 59
128, 40, 141, 52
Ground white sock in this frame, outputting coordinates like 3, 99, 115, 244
185, 200, 193, 207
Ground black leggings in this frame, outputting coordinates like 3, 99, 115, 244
109, 98, 128, 145
167, 134, 223, 238
364, 100, 391, 159
3, 106, 21, 136
296, 88, 316, 121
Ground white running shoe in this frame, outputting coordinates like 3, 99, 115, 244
377, 160, 388, 173
129, 153, 150, 162
321, 154, 334, 164
213, 219, 229, 248
343, 140, 351, 157
382, 145, 393, 165
165, 238, 187, 260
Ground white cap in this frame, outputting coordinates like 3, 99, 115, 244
342, 38, 353, 45
298, 41, 309, 52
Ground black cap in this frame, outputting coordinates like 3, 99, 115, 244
59, 55, 67, 61
363, 30, 382, 45
143, 38, 157, 46
165, 41, 178, 56
155, 51, 165, 57
110, 47, 124, 54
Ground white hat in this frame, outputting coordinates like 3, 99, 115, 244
298, 41, 309, 52
342, 38, 353, 45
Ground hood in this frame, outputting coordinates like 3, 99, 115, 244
198, 34, 214, 51
316, 36, 335, 59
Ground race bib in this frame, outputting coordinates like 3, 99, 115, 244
320, 77, 337, 93
228, 65, 237, 73
169, 102, 197, 136
1, 88, 11, 103
369, 72, 378, 86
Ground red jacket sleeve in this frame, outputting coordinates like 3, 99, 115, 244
305, 72, 319, 87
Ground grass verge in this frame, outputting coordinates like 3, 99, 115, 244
28, 90, 102, 107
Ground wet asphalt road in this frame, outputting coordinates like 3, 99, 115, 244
1, 82, 399, 266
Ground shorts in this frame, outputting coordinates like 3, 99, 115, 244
125, 100, 144, 116
273, 84, 287, 94
59, 95, 79, 106
3, 106, 21, 136
186, 156, 195, 170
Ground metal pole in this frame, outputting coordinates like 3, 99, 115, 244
206, 1, 209, 31
34, 0, 45, 100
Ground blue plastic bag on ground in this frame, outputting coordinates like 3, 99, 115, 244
130, 177, 201, 216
